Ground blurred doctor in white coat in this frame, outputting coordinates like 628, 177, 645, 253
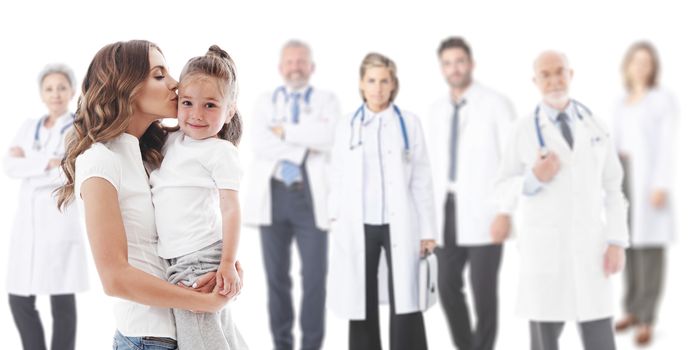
612, 41, 678, 346
244, 40, 341, 350
426, 36, 516, 350
3, 63, 88, 350
495, 51, 628, 350
328, 52, 437, 350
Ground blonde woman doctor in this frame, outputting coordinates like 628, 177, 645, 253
328, 52, 437, 350
3, 64, 88, 350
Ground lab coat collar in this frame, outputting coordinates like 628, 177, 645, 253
540, 100, 577, 125
283, 84, 312, 97
41, 111, 73, 129
362, 103, 393, 126
453, 81, 480, 105
54, 111, 73, 123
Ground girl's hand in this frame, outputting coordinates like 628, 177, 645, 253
216, 261, 242, 298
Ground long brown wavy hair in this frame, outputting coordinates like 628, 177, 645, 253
56, 40, 168, 209
179, 45, 242, 145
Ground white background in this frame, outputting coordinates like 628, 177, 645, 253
0, 0, 696, 348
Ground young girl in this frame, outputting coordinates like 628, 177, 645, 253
149, 45, 247, 349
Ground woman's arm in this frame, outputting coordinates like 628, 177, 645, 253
81, 177, 228, 313
2, 120, 62, 179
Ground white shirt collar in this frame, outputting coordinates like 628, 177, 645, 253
283, 84, 311, 97
540, 100, 577, 124
362, 104, 393, 126
451, 81, 479, 106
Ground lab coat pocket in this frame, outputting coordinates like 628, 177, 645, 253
518, 227, 562, 275
589, 136, 608, 176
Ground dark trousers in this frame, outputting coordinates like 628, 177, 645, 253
619, 156, 666, 325
349, 224, 428, 350
437, 193, 502, 350
8, 293, 76, 350
623, 247, 665, 324
529, 318, 616, 350
261, 179, 327, 350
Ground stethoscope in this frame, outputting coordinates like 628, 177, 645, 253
33, 113, 75, 151
534, 100, 605, 155
349, 104, 411, 162
271, 85, 314, 121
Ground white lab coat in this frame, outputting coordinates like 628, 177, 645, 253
3, 113, 89, 296
244, 86, 341, 230
327, 105, 437, 319
612, 88, 677, 247
425, 82, 516, 246
495, 103, 628, 322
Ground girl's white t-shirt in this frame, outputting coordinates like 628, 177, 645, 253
150, 130, 242, 259
74, 133, 176, 339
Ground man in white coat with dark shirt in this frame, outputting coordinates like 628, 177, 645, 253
425, 36, 515, 350
495, 50, 628, 350
244, 40, 341, 350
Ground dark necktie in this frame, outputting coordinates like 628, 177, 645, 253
557, 112, 574, 149
448, 99, 467, 182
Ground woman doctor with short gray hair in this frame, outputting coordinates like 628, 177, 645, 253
3, 63, 89, 350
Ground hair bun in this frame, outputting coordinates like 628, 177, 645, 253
206, 45, 231, 60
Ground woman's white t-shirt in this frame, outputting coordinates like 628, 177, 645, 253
150, 131, 242, 259
74, 133, 176, 339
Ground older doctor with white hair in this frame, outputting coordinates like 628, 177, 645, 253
495, 51, 628, 350
3, 63, 88, 350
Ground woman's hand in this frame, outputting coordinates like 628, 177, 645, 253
650, 190, 668, 209
46, 159, 62, 170
9, 147, 25, 158
198, 286, 230, 313
420, 239, 436, 257
181, 271, 217, 293
270, 126, 285, 139
181, 260, 244, 296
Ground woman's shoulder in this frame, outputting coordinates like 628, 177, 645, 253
647, 87, 676, 104
77, 142, 116, 162
74, 142, 122, 192
75, 142, 121, 176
